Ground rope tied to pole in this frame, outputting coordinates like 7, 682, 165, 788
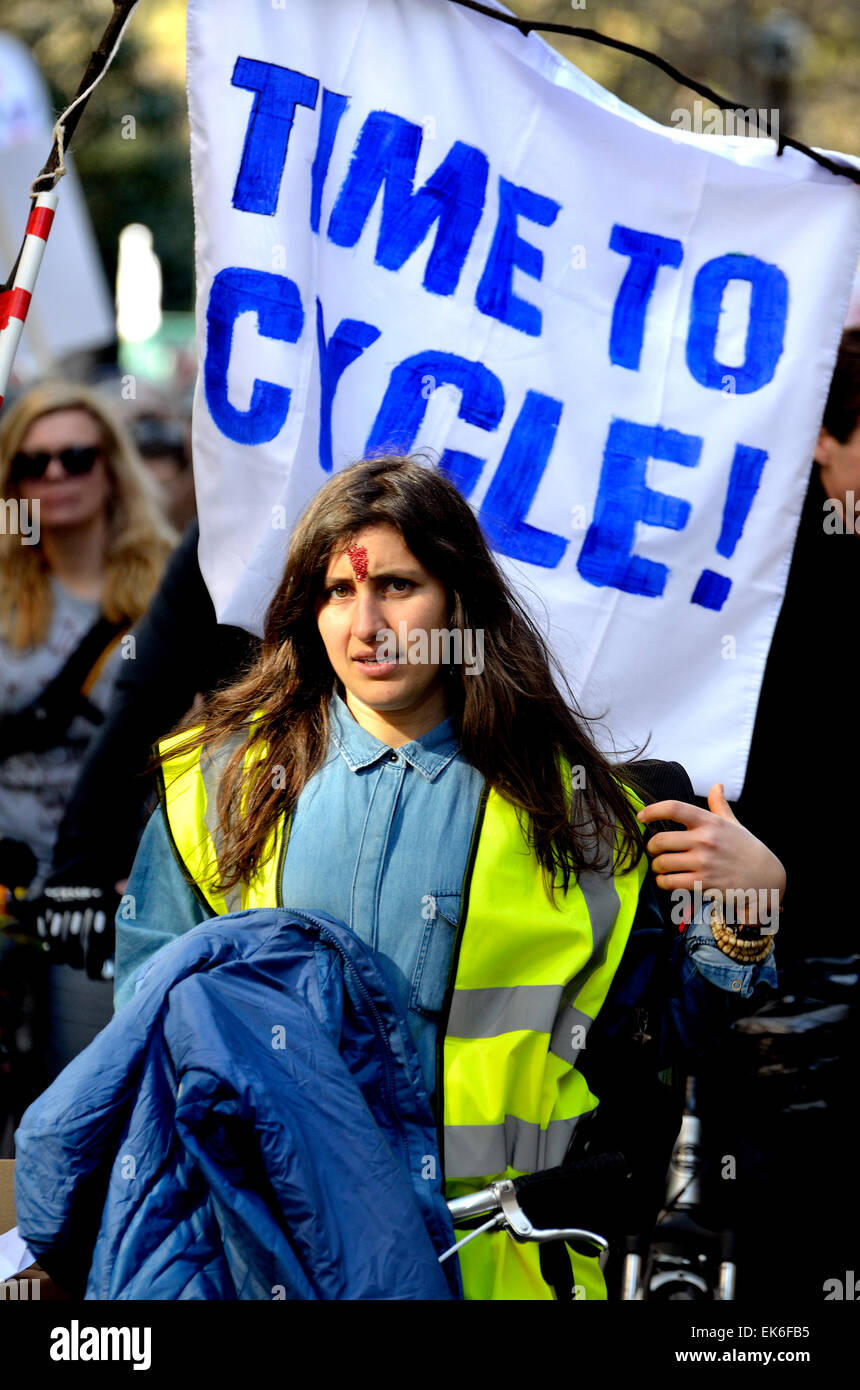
30, 0, 142, 196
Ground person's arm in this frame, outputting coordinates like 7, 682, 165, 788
620, 765, 782, 1040
113, 804, 212, 1012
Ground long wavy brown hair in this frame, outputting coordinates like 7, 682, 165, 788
161, 455, 645, 901
0, 381, 175, 649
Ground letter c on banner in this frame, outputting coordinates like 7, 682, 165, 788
204, 267, 304, 444
366, 351, 505, 496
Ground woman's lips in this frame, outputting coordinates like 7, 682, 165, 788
353, 655, 400, 673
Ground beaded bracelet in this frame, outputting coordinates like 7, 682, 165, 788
710, 911, 775, 964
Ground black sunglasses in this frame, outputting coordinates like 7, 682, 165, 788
10, 444, 102, 482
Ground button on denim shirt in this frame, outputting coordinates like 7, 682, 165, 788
115, 693, 776, 1096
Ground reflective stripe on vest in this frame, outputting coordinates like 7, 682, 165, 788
158, 728, 647, 1301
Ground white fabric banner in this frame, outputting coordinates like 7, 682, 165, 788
187, 0, 860, 796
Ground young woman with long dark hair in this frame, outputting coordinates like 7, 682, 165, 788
115, 454, 783, 1300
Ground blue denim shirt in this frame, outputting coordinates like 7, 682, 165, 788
115, 693, 777, 1094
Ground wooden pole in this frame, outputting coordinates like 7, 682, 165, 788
32, 0, 142, 193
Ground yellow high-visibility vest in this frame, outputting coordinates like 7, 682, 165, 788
158, 726, 648, 1300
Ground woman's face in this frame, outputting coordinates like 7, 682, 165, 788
14, 408, 112, 533
316, 523, 451, 731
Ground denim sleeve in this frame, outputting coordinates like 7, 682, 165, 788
683, 900, 778, 1000
113, 805, 212, 1013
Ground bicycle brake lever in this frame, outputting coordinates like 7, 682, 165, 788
496, 1179, 609, 1253
443, 1179, 609, 1264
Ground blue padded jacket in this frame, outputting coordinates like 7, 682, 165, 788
14, 908, 461, 1300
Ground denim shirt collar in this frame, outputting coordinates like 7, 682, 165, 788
328, 690, 460, 782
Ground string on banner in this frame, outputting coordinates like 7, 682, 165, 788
448, 0, 860, 185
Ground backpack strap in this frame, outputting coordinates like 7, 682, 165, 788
0, 616, 129, 763
566, 760, 697, 1239
622, 756, 698, 1042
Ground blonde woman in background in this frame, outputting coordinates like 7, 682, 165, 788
0, 381, 173, 1094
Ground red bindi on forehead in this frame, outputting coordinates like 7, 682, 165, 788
346, 544, 368, 581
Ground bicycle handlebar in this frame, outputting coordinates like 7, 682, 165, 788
441, 1152, 629, 1264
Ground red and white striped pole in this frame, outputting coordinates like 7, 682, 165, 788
0, 190, 60, 410
0, 2, 139, 414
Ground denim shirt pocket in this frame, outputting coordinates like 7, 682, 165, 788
410, 891, 461, 1018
